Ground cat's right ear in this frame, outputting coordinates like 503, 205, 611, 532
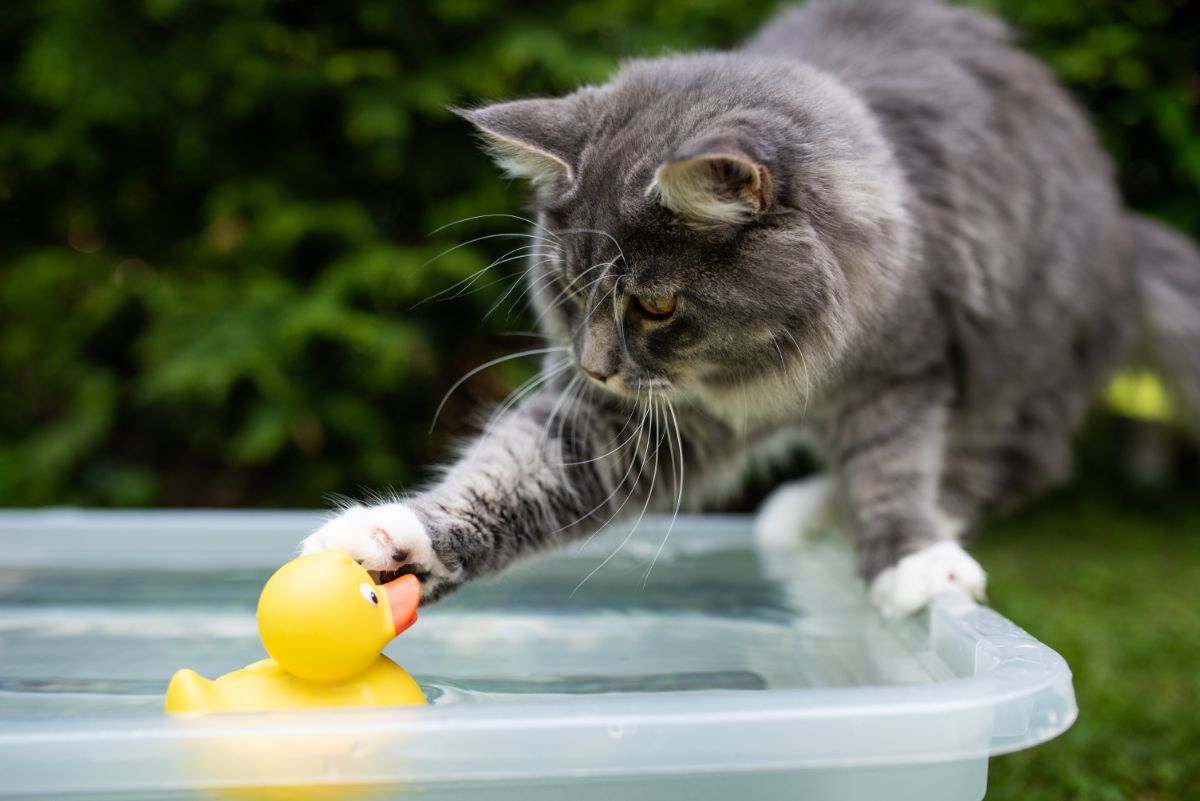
452, 99, 582, 188
651, 134, 774, 229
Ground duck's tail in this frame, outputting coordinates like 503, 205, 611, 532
164, 668, 218, 714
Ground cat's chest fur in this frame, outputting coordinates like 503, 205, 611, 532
674, 378, 827, 509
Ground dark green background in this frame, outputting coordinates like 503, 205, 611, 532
2, 0, 1197, 507
1, 2, 1198, 799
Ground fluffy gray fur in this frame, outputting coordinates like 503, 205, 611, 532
316, 0, 1200, 601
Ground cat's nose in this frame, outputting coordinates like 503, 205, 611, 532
577, 329, 618, 384
583, 366, 614, 383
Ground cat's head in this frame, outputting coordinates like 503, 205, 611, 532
458, 55, 910, 416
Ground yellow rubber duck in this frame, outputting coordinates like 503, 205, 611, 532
165, 549, 427, 713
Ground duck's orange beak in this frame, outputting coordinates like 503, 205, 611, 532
382, 574, 421, 635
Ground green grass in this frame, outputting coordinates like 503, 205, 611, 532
975, 480, 1200, 800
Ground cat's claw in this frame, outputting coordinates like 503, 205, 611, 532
869, 541, 987, 619
299, 502, 461, 602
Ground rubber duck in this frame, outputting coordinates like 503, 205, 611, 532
165, 549, 427, 714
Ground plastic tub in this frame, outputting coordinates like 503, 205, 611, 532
0, 510, 1076, 800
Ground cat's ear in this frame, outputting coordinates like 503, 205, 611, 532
651, 135, 773, 228
453, 99, 581, 187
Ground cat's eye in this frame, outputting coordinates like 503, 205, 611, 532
359, 582, 380, 606
635, 293, 677, 319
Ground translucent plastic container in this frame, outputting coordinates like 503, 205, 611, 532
0, 510, 1076, 800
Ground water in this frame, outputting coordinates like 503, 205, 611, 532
0, 514, 1082, 801
0, 521, 948, 725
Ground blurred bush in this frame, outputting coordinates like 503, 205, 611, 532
0, 0, 1196, 507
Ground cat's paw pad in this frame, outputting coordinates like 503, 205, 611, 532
755, 476, 836, 549
869, 541, 987, 619
300, 503, 460, 601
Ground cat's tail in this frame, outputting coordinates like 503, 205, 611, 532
1130, 213, 1200, 429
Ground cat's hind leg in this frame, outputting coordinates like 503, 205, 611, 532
754, 472, 984, 618
938, 393, 1079, 524
753, 474, 839, 549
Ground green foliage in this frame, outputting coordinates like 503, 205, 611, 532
0, 0, 760, 506
0, 0, 1197, 506
968, 0, 1200, 232
977, 478, 1200, 801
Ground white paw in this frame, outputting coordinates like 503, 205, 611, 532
869, 541, 987, 619
754, 475, 837, 549
300, 502, 459, 599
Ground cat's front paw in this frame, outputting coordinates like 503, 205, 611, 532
869, 541, 987, 619
300, 502, 462, 602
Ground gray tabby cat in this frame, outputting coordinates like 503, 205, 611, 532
301, 0, 1200, 617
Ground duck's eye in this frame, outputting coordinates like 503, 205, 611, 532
359, 582, 380, 606
636, 293, 677, 319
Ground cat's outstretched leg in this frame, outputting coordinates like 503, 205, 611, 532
300, 387, 651, 602
828, 377, 987, 618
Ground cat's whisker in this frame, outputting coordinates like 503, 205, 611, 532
529, 263, 608, 324
783, 330, 812, 420
440, 245, 549, 303
537, 373, 583, 463
532, 266, 613, 329
436, 259, 554, 308
558, 259, 614, 301
563, 258, 615, 295
551, 375, 585, 469
483, 358, 573, 434
422, 216, 631, 322
514, 253, 613, 326
769, 333, 809, 400
496, 330, 567, 341
737, 369, 751, 444
487, 368, 557, 431
430, 213, 563, 243
641, 396, 685, 589
419, 231, 560, 273
561, 386, 647, 467
504, 259, 571, 320
481, 256, 563, 322
556, 227, 627, 268
610, 279, 630, 355
413, 243, 544, 308
430, 345, 570, 433
568, 375, 647, 462
569, 385, 656, 578
567, 276, 614, 332
769, 335, 787, 371
561, 385, 651, 539
512, 227, 628, 323
560, 412, 643, 466
453, 271, 537, 300
571, 387, 665, 597
477, 255, 561, 321
606, 382, 648, 447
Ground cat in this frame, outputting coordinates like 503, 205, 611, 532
300, 0, 1200, 618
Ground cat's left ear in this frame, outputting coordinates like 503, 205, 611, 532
651, 135, 773, 228
453, 98, 583, 187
